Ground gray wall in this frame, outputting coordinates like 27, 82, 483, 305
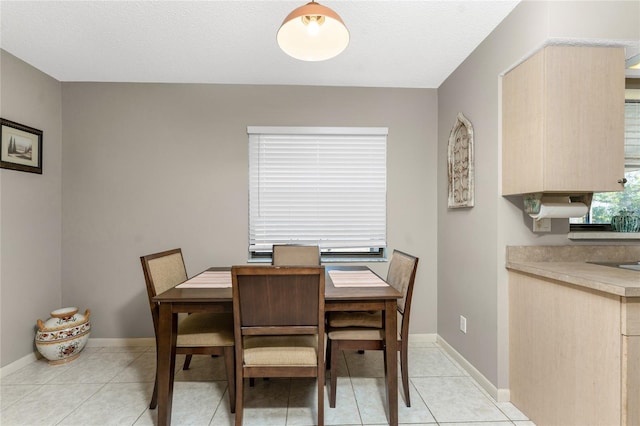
60, 83, 438, 340
0, 51, 63, 367
437, 0, 640, 393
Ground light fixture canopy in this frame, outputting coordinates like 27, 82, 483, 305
277, 1, 349, 62
627, 53, 640, 70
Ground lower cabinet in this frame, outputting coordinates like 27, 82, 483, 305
509, 271, 639, 426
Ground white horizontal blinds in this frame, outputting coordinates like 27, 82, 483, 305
248, 127, 387, 252
625, 100, 640, 172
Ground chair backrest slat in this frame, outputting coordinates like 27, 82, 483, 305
147, 253, 187, 296
232, 266, 325, 335
237, 274, 320, 327
242, 326, 318, 336
386, 250, 419, 314
140, 248, 187, 334
272, 245, 321, 266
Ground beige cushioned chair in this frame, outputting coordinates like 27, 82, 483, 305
272, 244, 321, 266
140, 248, 235, 413
326, 249, 419, 408
232, 265, 325, 426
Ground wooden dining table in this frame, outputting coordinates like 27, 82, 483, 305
152, 265, 402, 426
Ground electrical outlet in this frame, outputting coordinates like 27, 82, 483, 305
459, 315, 467, 334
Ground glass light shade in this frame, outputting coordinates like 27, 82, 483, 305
277, 1, 349, 61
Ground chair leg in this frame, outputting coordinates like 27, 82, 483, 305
235, 369, 243, 426
149, 371, 158, 409
329, 341, 340, 408
325, 338, 332, 370
400, 344, 410, 407
183, 354, 193, 370
318, 369, 325, 426
224, 346, 236, 413
247, 377, 268, 386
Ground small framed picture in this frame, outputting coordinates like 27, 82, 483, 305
1, 118, 43, 174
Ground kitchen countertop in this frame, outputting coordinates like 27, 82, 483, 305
506, 245, 640, 297
506, 260, 640, 297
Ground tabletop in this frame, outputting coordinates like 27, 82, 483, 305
152, 265, 402, 303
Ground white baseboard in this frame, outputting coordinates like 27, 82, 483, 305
408, 333, 437, 345
0, 351, 40, 378
437, 335, 510, 403
1, 338, 155, 378
86, 337, 155, 348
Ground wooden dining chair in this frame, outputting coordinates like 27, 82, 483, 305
231, 265, 325, 426
325, 249, 419, 408
272, 244, 321, 266
140, 248, 235, 413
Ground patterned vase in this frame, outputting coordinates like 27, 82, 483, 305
35, 307, 91, 365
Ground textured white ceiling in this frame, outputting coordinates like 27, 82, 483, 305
0, 0, 522, 88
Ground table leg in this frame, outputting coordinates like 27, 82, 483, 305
157, 303, 177, 426
384, 300, 398, 426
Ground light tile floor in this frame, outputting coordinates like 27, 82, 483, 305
1, 341, 535, 425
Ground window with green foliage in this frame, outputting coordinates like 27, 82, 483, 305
588, 170, 640, 222
571, 80, 640, 227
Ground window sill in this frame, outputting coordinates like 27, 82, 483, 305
247, 256, 388, 264
568, 232, 640, 240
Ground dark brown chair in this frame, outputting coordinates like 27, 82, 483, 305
231, 265, 325, 426
140, 248, 235, 413
325, 249, 418, 407
249, 245, 320, 387
272, 244, 321, 266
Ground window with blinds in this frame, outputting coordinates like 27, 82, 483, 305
625, 99, 640, 173
247, 126, 388, 260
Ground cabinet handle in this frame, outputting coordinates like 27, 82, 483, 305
618, 178, 628, 185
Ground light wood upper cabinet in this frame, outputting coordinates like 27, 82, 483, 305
502, 45, 625, 196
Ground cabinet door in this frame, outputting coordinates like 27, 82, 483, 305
502, 48, 545, 195
543, 46, 624, 193
502, 46, 625, 195
509, 271, 622, 425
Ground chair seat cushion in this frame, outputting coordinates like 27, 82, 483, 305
327, 311, 382, 328
243, 335, 318, 366
327, 327, 387, 341
177, 312, 234, 347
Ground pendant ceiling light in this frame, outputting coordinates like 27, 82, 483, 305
277, 1, 350, 62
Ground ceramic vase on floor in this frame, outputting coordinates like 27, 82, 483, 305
35, 307, 91, 365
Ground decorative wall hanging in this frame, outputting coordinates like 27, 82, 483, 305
0, 118, 43, 174
447, 112, 474, 208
